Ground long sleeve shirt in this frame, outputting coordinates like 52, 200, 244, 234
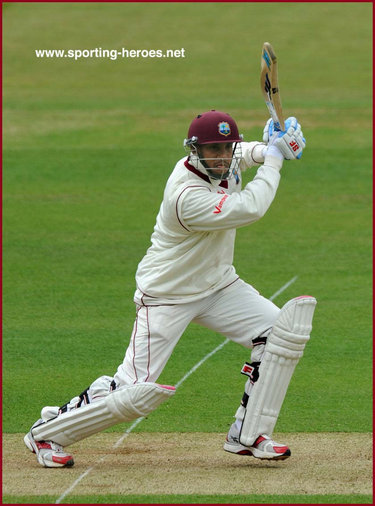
134, 142, 283, 305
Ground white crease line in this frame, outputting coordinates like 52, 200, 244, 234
269, 275, 298, 302
55, 275, 297, 503
56, 467, 94, 502
174, 338, 230, 389
112, 416, 145, 449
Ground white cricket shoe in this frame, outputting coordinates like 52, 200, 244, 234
24, 421, 74, 468
223, 423, 291, 460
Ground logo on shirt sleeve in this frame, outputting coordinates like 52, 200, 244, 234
213, 193, 229, 214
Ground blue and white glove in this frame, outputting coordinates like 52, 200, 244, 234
263, 117, 306, 160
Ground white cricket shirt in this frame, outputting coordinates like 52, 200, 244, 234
134, 142, 282, 305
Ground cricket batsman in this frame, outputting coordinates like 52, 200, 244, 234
24, 110, 316, 467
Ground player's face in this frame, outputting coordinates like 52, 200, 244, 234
199, 142, 233, 174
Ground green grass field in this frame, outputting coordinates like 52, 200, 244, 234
3, 2, 372, 504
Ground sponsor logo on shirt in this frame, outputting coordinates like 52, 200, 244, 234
213, 194, 229, 214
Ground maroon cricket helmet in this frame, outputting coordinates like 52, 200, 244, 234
185, 110, 243, 146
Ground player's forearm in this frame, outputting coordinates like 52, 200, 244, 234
180, 167, 280, 231
240, 141, 268, 169
240, 141, 284, 173
241, 163, 281, 219
263, 152, 284, 172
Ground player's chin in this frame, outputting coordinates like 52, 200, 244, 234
212, 165, 230, 173
207, 168, 230, 180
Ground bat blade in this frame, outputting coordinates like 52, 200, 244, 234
260, 42, 285, 131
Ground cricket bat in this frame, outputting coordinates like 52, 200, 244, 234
260, 42, 285, 131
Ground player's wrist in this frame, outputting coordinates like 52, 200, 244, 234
266, 145, 284, 160
264, 150, 284, 172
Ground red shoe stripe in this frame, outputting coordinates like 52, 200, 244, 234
36, 442, 52, 450
52, 455, 73, 465
253, 436, 289, 454
274, 445, 289, 454
254, 436, 266, 445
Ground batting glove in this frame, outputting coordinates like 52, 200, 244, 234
263, 117, 306, 160
262, 118, 273, 143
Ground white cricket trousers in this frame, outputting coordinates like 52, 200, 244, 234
114, 279, 280, 386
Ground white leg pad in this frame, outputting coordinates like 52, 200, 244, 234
32, 382, 175, 447
240, 296, 317, 447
